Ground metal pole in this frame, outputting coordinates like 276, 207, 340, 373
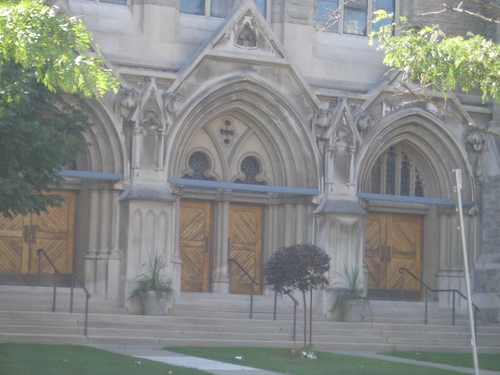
452, 291, 456, 326
424, 288, 428, 324
52, 272, 57, 313
250, 281, 254, 319
453, 169, 479, 375
70, 275, 74, 313
400, 271, 404, 300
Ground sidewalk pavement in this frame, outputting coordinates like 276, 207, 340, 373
88, 344, 500, 375
88, 344, 281, 375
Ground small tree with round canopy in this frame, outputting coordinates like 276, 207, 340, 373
264, 244, 331, 348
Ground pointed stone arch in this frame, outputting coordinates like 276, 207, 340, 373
356, 108, 478, 303
74, 98, 127, 176
356, 109, 475, 201
166, 77, 321, 189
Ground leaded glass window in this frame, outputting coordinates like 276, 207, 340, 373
183, 151, 215, 181
235, 156, 266, 192
368, 146, 424, 197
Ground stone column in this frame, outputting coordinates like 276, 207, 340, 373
283, 202, 295, 246
84, 185, 99, 294
95, 188, 111, 298
107, 190, 121, 301
212, 199, 230, 294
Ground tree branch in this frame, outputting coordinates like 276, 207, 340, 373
421, 0, 500, 25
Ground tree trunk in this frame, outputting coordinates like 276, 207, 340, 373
302, 291, 307, 349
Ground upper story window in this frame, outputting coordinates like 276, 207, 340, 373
368, 146, 424, 197
84, 0, 127, 4
316, 0, 395, 36
180, 0, 266, 18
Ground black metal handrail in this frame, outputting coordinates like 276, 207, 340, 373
227, 258, 268, 319
37, 249, 90, 336
399, 267, 479, 333
228, 258, 298, 341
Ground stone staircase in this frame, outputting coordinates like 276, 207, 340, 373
0, 285, 499, 353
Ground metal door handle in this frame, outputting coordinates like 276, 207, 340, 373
23, 226, 29, 243
31, 226, 37, 243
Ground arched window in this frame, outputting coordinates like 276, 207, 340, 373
236, 156, 266, 185
183, 151, 215, 181
368, 146, 424, 197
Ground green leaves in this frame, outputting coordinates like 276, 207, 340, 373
0, 61, 92, 217
371, 16, 500, 103
0, 1, 119, 216
263, 244, 331, 294
0, 0, 118, 97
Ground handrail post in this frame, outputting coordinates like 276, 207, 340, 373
292, 300, 297, 341
474, 307, 478, 340
52, 271, 57, 313
424, 287, 428, 324
452, 291, 456, 326
70, 275, 75, 314
84, 292, 89, 336
250, 281, 254, 319
37, 251, 41, 286
400, 271, 405, 300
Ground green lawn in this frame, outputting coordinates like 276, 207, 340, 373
164, 346, 465, 375
0, 343, 209, 375
380, 351, 500, 372
2, 343, 497, 375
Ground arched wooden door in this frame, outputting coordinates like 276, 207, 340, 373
0, 191, 75, 275
365, 213, 422, 300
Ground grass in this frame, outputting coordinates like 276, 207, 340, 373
0, 343, 209, 375
2, 343, 498, 375
380, 351, 500, 372
164, 346, 466, 375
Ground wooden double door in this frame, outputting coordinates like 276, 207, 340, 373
0, 191, 75, 275
179, 201, 262, 294
365, 213, 422, 299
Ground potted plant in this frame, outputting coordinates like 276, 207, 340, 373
129, 254, 174, 316
329, 263, 368, 322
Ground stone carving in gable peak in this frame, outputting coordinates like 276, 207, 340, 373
355, 112, 374, 132
118, 87, 140, 122
235, 16, 258, 49
163, 92, 184, 125
466, 130, 485, 153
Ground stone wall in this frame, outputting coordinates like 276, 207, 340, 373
404, 0, 488, 37
284, 0, 314, 26
481, 175, 500, 255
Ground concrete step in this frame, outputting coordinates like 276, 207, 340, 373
0, 286, 498, 353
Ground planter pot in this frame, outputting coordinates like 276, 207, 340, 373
140, 291, 171, 316
344, 300, 366, 322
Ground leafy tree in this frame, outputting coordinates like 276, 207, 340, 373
0, 0, 119, 217
0, 0, 118, 96
0, 61, 92, 217
372, 13, 500, 103
264, 244, 330, 348
370, 9, 500, 136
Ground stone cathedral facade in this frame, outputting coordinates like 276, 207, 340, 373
2, 0, 500, 321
